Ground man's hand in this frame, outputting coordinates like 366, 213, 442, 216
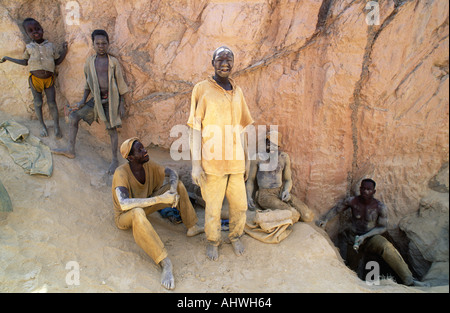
70, 100, 85, 112
169, 184, 178, 195
281, 190, 291, 202
316, 219, 327, 228
244, 159, 250, 182
119, 101, 126, 119
354, 235, 365, 247
191, 165, 206, 187
159, 191, 177, 205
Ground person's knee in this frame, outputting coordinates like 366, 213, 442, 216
33, 98, 43, 108
69, 112, 81, 125
228, 198, 248, 213
368, 235, 391, 256
130, 208, 147, 225
176, 181, 188, 195
381, 241, 397, 256
131, 207, 146, 218
47, 101, 57, 109
107, 128, 118, 136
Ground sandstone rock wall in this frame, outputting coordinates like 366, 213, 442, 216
399, 162, 449, 285
0, 0, 448, 231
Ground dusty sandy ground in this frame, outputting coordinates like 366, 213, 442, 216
0, 111, 448, 294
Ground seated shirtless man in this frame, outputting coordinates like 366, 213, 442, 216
316, 178, 426, 286
246, 130, 314, 223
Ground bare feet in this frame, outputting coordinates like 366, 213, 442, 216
412, 279, 430, 287
55, 127, 63, 139
107, 159, 119, 175
206, 243, 219, 261
231, 239, 245, 256
51, 148, 75, 159
159, 258, 175, 290
187, 225, 204, 237
40, 126, 49, 137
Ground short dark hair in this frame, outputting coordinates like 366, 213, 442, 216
361, 178, 376, 189
212, 46, 234, 61
23, 18, 40, 29
91, 29, 109, 43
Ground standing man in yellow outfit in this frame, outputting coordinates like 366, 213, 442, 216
188, 46, 254, 261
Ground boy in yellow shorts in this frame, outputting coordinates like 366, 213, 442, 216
1, 18, 68, 138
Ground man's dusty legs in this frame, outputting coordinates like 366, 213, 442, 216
107, 128, 119, 174
51, 112, 80, 158
207, 242, 219, 261
45, 85, 62, 138
159, 257, 175, 290
231, 238, 245, 256
187, 224, 204, 237
31, 89, 48, 137
29, 76, 49, 137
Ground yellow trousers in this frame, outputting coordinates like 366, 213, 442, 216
116, 181, 198, 264
201, 174, 248, 245
347, 235, 414, 285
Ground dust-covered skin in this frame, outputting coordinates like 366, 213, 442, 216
112, 139, 204, 290
316, 180, 428, 286
115, 187, 177, 212
246, 138, 314, 222
190, 46, 250, 261
247, 137, 292, 208
316, 180, 388, 242
1, 19, 67, 139
255, 151, 290, 190
51, 31, 126, 175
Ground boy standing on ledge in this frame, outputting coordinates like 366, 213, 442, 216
1, 18, 68, 139
52, 29, 129, 175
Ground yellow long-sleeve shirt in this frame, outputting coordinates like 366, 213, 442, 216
187, 77, 254, 176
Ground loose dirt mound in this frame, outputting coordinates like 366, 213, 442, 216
0, 112, 446, 293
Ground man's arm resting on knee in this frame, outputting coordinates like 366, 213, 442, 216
115, 186, 176, 212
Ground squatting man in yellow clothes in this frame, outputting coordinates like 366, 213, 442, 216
112, 138, 204, 290
316, 179, 426, 286
188, 46, 254, 261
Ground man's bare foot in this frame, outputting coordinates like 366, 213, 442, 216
51, 148, 75, 159
187, 225, 204, 237
107, 159, 119, 175
412, 279, 430, 287
231, 239, 245, 256
55, 128, 63, 139
206, 243, 219, 261
159, 258, 175, 290
40, 127, 49, 137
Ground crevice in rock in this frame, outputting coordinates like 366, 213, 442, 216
315, 0, 333, 31
348, 4, 406, 192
